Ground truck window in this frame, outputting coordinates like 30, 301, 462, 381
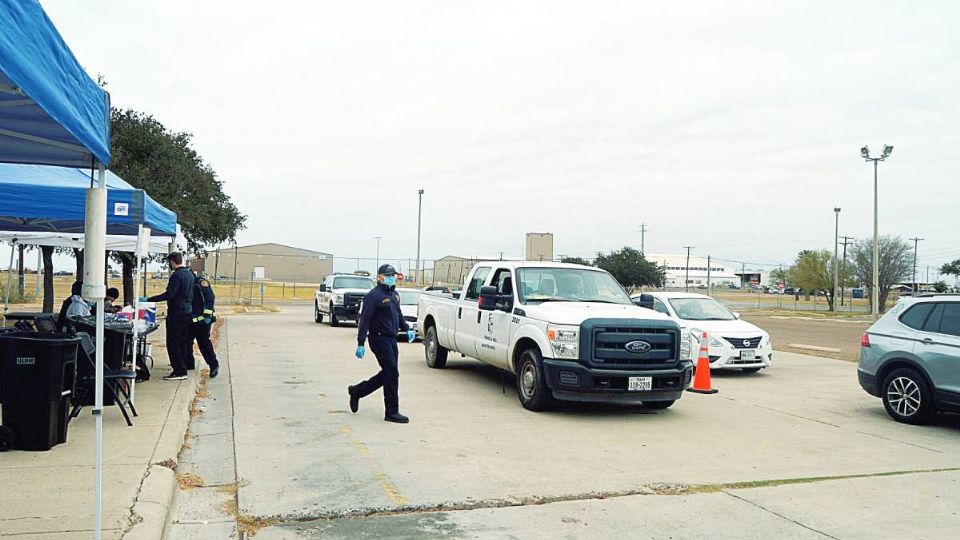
465, 267, 491, 300
517, 267, 632, 304
653, 298, 669, 315
491, 268, 514, 296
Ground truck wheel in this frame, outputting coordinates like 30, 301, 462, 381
424, 325, 448, 368
314, 302, 323, 323
882, 367, 936, 425
641, 400, 675, 410
517, 348, 553, 411
329, 304, 340, 327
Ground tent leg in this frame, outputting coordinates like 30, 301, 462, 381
3, 239, 16, 325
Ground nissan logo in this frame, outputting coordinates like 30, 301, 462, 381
625, 340, 652, 354
742, 339, 751, 347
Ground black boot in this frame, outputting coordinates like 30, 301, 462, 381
384, 412, 409, 424
348, 386, 359, 413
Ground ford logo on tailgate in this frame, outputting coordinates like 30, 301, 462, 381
624, 340, 652, 354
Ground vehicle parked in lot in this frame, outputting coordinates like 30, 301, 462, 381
359, 287, 422, 338
858, 294, 960, 424
418, 262, 692, 411
632, 292, 772, 373
315, 274, 375, 326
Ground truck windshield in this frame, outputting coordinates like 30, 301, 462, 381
668, 297, 736, 321
397, 289, 421, 305
333, 277, 375, 289
517, 268, 632, 305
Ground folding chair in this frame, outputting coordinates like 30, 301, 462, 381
69, 332, 138, 426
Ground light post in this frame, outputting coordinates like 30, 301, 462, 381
861, 144, 893, 318
415, 189, 424, 286
910, 237, 924, 294
683, 246, 693, 292
833, 207, 840, 311
374, 235, 382, 270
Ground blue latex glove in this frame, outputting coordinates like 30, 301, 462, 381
355, 345, 365, 359
138, 296, 148, 303
407, 330, 416, 343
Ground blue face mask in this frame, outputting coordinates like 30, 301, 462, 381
383, 276, 397, 287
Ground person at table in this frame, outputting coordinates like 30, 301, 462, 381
190, 272, 220, 378
56, 280, 91, 331
91, 287, 122, 316
147, 252, 195, 381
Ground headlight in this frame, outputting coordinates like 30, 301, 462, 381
680, 333, 692, 360
709, 336, 724, 348
332, 293, 343, 304
762, 334, 772, 346
547, 324, 579, 360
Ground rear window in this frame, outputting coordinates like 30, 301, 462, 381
899, 303, 934, 330
939, 304, 960, 337
922, 303, 945, 333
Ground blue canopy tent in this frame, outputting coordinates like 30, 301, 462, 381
1, 2, 113, 538
0, 163, 177, 236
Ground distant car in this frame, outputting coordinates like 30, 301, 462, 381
398, 288, 422, 338
857, 294, 960, 424
632, 292, 773, 373
315, 274, 376, 326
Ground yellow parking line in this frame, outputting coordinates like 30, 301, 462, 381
339, 425, 409, 506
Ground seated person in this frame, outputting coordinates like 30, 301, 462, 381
92, 287, 123, 315
57, 281, 91, 330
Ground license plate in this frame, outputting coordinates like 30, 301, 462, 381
740, 350, 757, 361
628, 376, 653, 391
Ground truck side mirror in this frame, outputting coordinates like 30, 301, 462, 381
633, 294, 655, 310
478, 285, 498, 311
319, 284, 327, 292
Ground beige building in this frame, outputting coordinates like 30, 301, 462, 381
525, 232, 554, 261
196, 243, 333, 283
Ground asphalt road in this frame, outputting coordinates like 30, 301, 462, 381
213, 306, 959, 539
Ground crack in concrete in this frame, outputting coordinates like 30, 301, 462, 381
721, 490, 839, 539
251, 466, 960, 526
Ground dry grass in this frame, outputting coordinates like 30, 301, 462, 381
156, 459, 176, 470
176, 472, 204, 490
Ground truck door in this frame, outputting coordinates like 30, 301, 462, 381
455, 266, 491, 359
477, 268, 516, 370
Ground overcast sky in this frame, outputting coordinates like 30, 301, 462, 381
17, 1, 960, 278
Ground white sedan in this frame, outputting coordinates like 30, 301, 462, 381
632, 292, 772, 373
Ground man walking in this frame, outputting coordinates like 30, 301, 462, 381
349, 264, 416, 423
191, 272, 220, 378
148, 252, 195, 381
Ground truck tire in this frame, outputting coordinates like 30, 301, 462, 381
424, 325, 448, 368
882, 367, 936, 425
329, 303, 340, 327
314, 302, 323, 323
517, 348, 553, 411
641, 400, 675, 410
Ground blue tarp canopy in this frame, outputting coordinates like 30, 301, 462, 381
0, 0, 111, 166
0, 163, 177, 236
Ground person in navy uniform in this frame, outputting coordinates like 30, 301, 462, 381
147, 252, 195, 381
190, 272, 220, 378
349, 264, 416, 423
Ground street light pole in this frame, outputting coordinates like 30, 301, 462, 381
910, 237, 924, 294
833, 207, 840, 312
683, 246, 693, 292
861, 144, 893, 318
374, 236, 382, 270
415, 189, 424, 286
639, 223, 647, 254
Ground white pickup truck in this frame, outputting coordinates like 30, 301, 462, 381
418, 262, 693, 410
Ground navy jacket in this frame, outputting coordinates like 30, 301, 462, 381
357, 284, 409, 345
148, 267, 195, 315
192, 276, 217, 320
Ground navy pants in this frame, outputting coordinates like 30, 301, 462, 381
192, 322, 219, 369
354, 336, 400, 415
166, 312, 193, 376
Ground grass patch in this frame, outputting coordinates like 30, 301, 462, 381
176, 472, 204, 490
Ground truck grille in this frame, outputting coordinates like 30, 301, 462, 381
344, 292, 366, 308
581, 319, 680, 369
722, 336, 762, 349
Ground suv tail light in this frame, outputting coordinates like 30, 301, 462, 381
860, 333, 870, 348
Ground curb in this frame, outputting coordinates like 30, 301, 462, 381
123, 375, 199, 540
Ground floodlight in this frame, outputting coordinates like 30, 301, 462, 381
860, 146, 870, 159
882, 145, 893, 157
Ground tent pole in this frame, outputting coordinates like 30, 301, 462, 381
2, 239, 16, 325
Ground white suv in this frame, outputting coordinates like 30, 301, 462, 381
315, 274, 375, 327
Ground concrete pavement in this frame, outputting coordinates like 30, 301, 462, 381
182, 305, 960, 538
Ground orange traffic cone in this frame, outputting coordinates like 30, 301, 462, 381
687, 331, 718, 394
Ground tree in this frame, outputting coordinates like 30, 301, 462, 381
108, 109, 246, 303
941, 259, 960, 278
850, 236, 912, 313
594, 247, 665, 289
769, 267, 789, 288
560, 256, 592, 266
933, 281, 949, 293
41, 246, 54, 312
787, 249, 836, 310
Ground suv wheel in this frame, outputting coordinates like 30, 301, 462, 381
882, 367, 936, 425
424, 325, 448, 368
517, 348, 553, 411
314, 302, 323, 323
329, 304, 340, 327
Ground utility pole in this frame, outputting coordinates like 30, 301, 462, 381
909, 237, 924, 294
833, 207, 841, 311
639, 223, 647, 254
684, 246, 694, 292
861, 144, 893, 318
415, 189, 424, 286
839, 236, 854, 307
706, 255, 712, 296
232, 243, 239, 303
374, 236, 382, 269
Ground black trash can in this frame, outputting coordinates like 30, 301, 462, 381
0, 332, 79, 451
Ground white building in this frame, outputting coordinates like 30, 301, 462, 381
646, 253, 739, 289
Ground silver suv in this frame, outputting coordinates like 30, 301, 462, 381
858, 295, 960, 424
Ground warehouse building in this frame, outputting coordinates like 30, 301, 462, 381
646, 253, 739, 289
195, 243, 332, 283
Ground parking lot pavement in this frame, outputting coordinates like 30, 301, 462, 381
227, 306, 960, 538
742, 314, 871, 362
